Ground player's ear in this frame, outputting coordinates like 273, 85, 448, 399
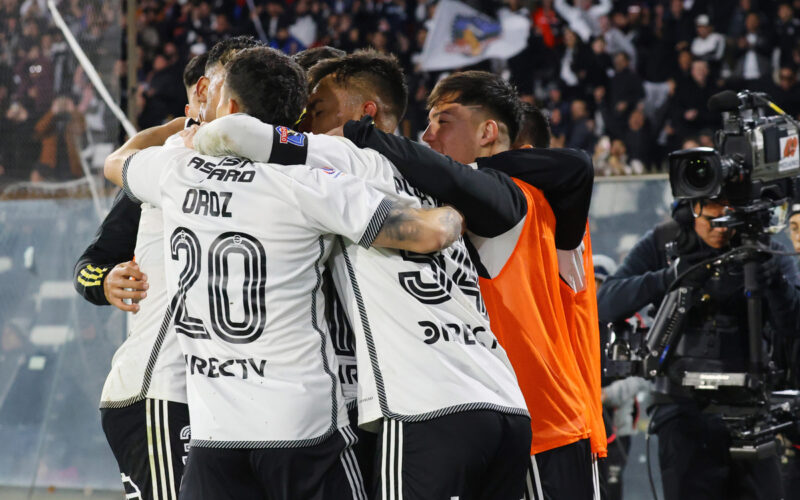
478, 119, 499, 146
362, 101, 378, 119
196, 76, 209, 104
229, 97, 240, 115
184, 104, 190, 117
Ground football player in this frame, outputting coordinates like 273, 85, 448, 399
103, 46, 464, 500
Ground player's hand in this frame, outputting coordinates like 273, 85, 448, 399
104, 261, 148, 313
181, 124, 200, 149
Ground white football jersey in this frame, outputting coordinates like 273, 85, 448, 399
100, 133, 188, 408
194, 115, 529, 428
325, 276, 358, 409
123, 144, 392, 447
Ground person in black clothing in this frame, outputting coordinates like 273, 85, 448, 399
607, 52, 644, 138
775, 3, 800, 66
597, 198, 800, 500
566, 99, 597, 153
574, 36, 612, 91
137, 51, 186, 129
623, 108, 652, 169
671, 59, 719, 142
769, 66, 800, 119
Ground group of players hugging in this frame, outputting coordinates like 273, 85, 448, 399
73, 36, 601, 500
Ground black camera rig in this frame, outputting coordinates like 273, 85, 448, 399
604, 90, 800, 457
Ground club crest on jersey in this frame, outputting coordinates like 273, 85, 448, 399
321, 166, 344, 178
276, 126, 305, 147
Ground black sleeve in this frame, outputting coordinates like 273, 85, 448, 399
73, 190, 141, 305
596, 229, 671, 323
478, 147, 594, 250
343, 118, 527, 238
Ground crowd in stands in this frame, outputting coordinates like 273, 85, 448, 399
2, 0, 800, 185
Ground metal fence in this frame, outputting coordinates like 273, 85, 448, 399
0, 196, 123, 495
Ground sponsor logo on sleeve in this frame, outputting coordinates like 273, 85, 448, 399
270, 126, 309, 165
277, 126, 306, 147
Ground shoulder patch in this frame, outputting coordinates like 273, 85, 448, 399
269, 126, 309, 165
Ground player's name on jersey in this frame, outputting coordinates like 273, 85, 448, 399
184, 354, 267, 380
188, 155, 255, 183
393, 175, 437, 208
418, 321, 498, 349
182, 188, 233, 218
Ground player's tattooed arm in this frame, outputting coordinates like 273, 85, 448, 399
372, 205, 465, 254
104, 117, 185, 186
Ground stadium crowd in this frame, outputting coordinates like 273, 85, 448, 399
3, 0, 800, 181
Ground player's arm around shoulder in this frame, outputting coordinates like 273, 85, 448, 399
282, 162, 464, 255
372, 204, 466, 254
190, 113, 379, 178
104, 117, 185, 187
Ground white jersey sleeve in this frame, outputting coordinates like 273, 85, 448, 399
122, 146, 179, 206
279, 164, 394, 248
193, 114, 402, 199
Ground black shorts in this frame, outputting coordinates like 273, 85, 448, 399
349, 405, 378, 489
100, 398, 191, 500
373, 410, 531, 500
179, 427, 367, 500
525, 438, 595, 500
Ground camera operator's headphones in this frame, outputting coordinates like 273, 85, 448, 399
654, 199, 700, 256
671, 199, 695, 227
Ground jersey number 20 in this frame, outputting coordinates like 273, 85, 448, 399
169, 227, 267, 344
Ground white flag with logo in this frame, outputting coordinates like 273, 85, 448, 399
418, 0, 530, 72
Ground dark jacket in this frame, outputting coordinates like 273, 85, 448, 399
598, 220, 800, 390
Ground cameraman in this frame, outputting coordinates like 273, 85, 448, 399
597, 198, 800, 500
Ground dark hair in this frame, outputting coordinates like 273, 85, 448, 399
293, 46, 346, 71
206, 35, 263, 72
428, 71, 521, 142
182, 52, 209, 88
614, 51, 630, 62
514, 102, 551, 148
308, 49, 408, 122
224, 47, 308, 127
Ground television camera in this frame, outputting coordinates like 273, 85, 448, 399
604, 90, 800, 457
